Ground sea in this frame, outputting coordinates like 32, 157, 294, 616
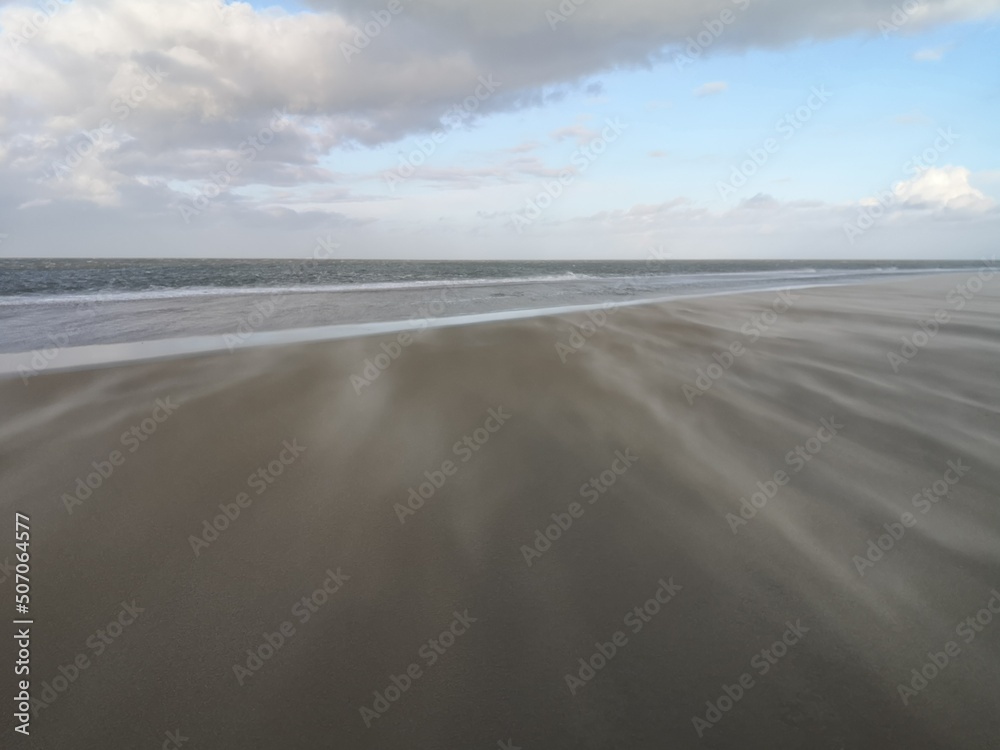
0, 258, 979, 358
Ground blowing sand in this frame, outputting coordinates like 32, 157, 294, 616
1, 273, 998, 749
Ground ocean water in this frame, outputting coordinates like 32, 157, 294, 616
0, 259, 979, 357
0, 258, 973, 298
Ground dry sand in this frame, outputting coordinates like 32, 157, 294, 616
1, 273, 998, 749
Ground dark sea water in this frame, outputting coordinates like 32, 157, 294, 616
0, 258, 982, 362
0, 258, 974, 298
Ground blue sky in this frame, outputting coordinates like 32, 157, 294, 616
1, 0, 997, 258
337, 20, 999, 207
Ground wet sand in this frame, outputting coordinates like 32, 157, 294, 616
1, 273, 999, 749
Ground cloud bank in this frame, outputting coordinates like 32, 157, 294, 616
0, 0, 998, 255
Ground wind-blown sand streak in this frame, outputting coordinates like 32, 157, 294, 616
1, 274, 998, 749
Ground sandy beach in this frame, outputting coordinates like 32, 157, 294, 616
2, 272, 999, 749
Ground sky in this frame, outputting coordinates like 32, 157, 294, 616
0, 0, 998, 259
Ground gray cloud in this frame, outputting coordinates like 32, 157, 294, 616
1, 0, 998, 254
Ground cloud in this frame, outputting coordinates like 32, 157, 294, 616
694, 81, 728, 97
913, 46, 947, 61
551, 124, 600, 144
17, 198, 52, 210
507, 140, 542, 153
1, 0, 999, 250
891, 166, 994, 211
894, 112, 932, 126
380, 155, 575, 190
542, 168, 999, 256
4, 167, 998, 259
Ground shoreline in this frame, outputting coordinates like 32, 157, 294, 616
0, 265, 967, 306
0, 269, 971, 378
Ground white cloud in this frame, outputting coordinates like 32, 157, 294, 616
16, 198, 52, 210
1, 0, 999, 255
4, 168, 998, 258
551, 124, 600, 144
891, 166, 994, 211
513, 168, 999, 257
913, 46, 947, 61
694, 81, 728, 97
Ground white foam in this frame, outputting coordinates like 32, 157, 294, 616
0, 272, 939, 378
0, 272, 601, 306
0, 267, 943, 307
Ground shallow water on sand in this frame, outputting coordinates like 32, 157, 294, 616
0, 260, 972, 353
0, 274, 998, 749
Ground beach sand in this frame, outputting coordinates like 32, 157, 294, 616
1, 273, 998, 749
